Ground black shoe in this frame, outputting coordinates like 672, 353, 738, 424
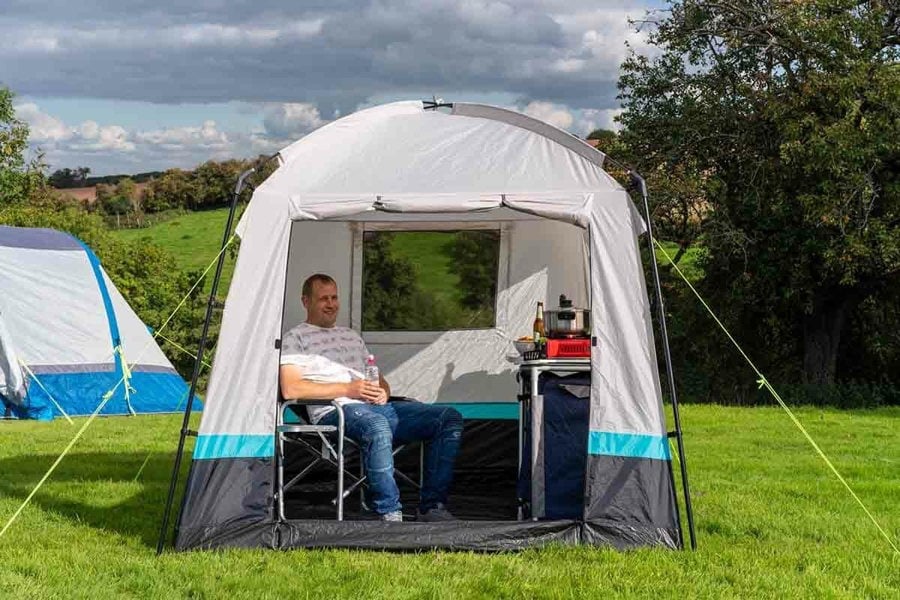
416, 503, 456, 522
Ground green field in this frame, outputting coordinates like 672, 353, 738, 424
112, 208, 239, 292
387, 231, 461, 305
1, 406, 897, 598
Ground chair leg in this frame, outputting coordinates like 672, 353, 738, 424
358, 446, 366, 509
419, 441, 425, 489
277, 431, 285, 521
336, 406, 345, 521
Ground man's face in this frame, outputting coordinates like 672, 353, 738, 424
302, 280, 340, 328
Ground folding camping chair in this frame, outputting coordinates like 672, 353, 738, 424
276, 398, 424, 521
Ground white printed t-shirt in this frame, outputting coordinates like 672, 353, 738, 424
280, 322, 370, 423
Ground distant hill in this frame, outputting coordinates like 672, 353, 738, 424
84, 171, 163, 186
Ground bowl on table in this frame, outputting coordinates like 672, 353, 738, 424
513, 338, 536, 354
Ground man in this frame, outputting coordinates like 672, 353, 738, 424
279, 273, 463, 522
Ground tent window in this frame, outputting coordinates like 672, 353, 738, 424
361, 230, 501, 331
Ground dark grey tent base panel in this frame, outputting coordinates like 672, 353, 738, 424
176, 519, 679, 552
174, 423, 683, 552
585, 453, 681, 539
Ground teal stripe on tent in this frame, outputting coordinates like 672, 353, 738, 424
281, 402, 519, 424
588, 431, 671, 460
432, 402, 518, 420
76, 241, 124, 387
194, 434, 275, 460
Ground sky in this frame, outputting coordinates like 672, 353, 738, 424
2, 1, 661, 176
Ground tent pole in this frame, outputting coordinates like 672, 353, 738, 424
156, 166, 257, 555
630, 171, 697, 550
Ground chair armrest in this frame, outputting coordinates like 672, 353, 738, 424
278, 399, 344, 427
281, 398, 343, 408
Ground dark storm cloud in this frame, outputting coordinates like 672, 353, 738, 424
1, 1, 654, 112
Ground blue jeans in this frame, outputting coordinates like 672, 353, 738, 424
319, 400, 463, 515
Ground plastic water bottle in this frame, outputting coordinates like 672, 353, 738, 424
364, 354, 380, 382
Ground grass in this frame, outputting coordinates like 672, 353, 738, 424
655, 240, 705, 282
111, 207, 238, 292
388, 231, 461, 306
0, 405, 897, 598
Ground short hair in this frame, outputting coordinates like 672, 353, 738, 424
301, 273, 336, 299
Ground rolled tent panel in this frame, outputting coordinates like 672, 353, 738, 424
584, 193, 680, 547
261, 101, 616, 201
0, 314, 27, 407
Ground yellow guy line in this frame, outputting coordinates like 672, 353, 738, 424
0, 235, 236, 538
654, 238, 899, 556
18, 361, 74, 425
155, 331, 213, 370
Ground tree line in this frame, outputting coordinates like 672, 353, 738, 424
58, 158, 276, 222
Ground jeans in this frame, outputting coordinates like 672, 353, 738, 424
319, 400, 463, 515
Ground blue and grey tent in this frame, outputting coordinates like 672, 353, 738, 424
0, 226, 191, 420
165, 101, 693, 552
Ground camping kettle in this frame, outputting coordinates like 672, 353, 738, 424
544, 295, 590, 338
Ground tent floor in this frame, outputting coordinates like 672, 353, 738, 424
281, 419, 521, 521
282, 466, 519, 521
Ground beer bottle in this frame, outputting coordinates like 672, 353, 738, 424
532, 301, 545, 345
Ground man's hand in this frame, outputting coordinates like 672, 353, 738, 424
347, 380, 388, 405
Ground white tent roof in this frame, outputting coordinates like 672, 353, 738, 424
202, 100, 664, 453
239, 101, 625, 228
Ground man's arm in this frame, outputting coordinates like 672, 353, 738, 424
280, 365, 383, 402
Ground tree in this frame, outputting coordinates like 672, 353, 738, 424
585, 129, 620, 156
362, 232, 450, 331
191, 160, 246, 209
0, 87, 44, 205
618, 1, 900, 388
446, 231, 500, 312
142, 168, 195, 213
49, 167, 91, 188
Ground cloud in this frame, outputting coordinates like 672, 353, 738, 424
72, 122, 135, 152
15, 103, 245, 171
14, 103, 70, 142
523, 101, 574, 130
16, 94, 619, 175
262, 103, 326, 140
134, 121, 230, 151
575, 107, 623, 134
0, 1, 657, 112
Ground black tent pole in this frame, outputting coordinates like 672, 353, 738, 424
156, 166, 257, 555
630, 171, 697, 550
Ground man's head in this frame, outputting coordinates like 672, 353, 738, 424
301, 273, 339, 328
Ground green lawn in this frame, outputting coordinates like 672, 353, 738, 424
1, 405, 897, 598
112, 208, 238, 292
388, 231, 461, 305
